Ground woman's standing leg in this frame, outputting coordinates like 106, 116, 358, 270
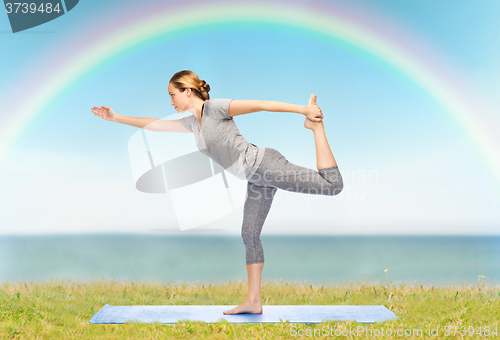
223, 182, 277, 315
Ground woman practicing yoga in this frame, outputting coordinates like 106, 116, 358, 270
91, 70, 343, 315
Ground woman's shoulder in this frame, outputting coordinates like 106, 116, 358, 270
205, 98, 233, 106
205, 98, 233, 120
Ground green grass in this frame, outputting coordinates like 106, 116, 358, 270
0, 279, 499, 339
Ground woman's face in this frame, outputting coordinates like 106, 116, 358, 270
168, 82, 191, 113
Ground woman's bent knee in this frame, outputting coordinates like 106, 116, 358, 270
331, 181, 343, 195
320, 182, 343, 196
319, 167, 343, 196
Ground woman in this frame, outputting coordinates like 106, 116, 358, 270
92, 70, 343, 315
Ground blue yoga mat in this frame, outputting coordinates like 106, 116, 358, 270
90, 304, 398, 324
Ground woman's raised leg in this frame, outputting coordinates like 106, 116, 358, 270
249, 95, 343, 195
304, 94, 338, 170
248, 146, 343, 196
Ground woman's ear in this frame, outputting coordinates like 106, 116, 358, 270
185, 88, 191, 97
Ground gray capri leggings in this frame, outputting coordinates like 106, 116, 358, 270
242, 148, 343, 264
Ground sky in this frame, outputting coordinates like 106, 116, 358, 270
0, 0, 499, 235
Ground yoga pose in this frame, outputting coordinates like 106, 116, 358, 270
91, 70, 343, 315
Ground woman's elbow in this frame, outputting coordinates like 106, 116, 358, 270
259, 100, 273, 112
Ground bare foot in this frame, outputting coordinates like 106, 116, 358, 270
304, 94, 324, 131
223, 300, 263, 315
304, 116, 324, 131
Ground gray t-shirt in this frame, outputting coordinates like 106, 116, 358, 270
180, 98, 265, 181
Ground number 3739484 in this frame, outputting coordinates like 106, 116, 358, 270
5, 3, 62, 14
443, 326, 498, 337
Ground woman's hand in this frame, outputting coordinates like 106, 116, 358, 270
304, 94, 323, 122
92, 106, 117, 122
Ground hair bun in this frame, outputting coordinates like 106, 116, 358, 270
199, 80, 210, 93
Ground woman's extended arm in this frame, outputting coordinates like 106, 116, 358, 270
228, 100, 305, 116
92, 106, 191, 133
115, 114, 157, 128
228, 95, 323, 122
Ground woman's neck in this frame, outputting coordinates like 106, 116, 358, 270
193, 99, 206, 119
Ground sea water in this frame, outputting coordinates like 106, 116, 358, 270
0, 234, 498, 287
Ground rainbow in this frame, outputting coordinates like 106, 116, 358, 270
2, 1, 499, 190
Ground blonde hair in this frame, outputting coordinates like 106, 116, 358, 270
169, 70, 210, 101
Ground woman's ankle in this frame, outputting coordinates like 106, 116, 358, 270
246, 297, 261, 304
